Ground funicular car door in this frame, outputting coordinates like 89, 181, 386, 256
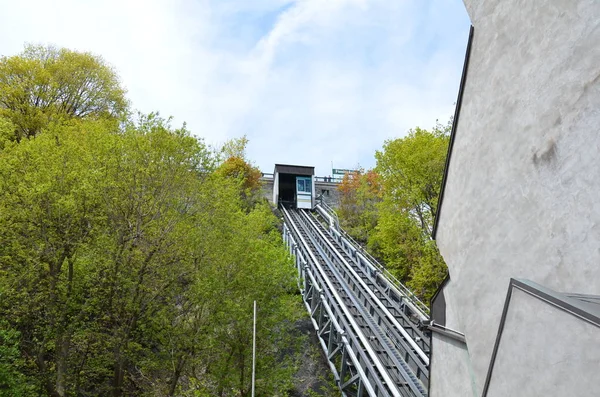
296, 176, 312, 209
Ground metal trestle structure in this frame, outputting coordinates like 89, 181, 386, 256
282, 205, 431, 397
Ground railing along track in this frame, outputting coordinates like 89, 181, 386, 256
283, 206, 429, 397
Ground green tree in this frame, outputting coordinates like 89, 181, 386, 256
216, 156, 262, 208
87, 114, 215, 396
216, 136, 264, 210
375, 122, 450, 235
337, 169, 382, 245
0, 117, 15, 150
220, 134, 249, 160
0, 44, 127, 142
191, 196, 298, 396
0, 113, 300, 396
0, 118, 113, 396
0, 44, 301, 396
371, 121, 451, 301
0, 321, 34, 396
370, 201, 448, 300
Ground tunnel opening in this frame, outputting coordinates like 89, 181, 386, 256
279, 173, 298, 207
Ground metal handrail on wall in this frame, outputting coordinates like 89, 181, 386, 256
314, 176, 343, 183
260, 173, 342, 182
316, 196, 340, 228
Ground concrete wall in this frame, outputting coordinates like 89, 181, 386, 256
429, 278, 478, 397
273, 172, 278, 204
315, 181, 340, 208
260, 176, 341, 208
261, 178, 274, 202
435, 1, 600, 395
430, 333, 477, 397
486, 288, 600, 397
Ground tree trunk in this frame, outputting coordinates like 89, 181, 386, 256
55, 331, 70, 397
112, 350, 125, 397
238, 348, 246, 397
36, 345, 60, 397
55, 256, 75, 396
168, 355, 186, 396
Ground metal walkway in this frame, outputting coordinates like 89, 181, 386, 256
282, 204, 431, 397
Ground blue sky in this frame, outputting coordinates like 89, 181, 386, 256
0, 0, 471, 176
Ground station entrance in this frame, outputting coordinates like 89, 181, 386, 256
272, 164, 315, 209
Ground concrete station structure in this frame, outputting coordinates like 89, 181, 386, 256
260, 164, 341, 209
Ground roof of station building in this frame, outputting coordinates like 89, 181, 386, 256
274, 164, 315, 176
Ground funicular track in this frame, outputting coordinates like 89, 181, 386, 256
282, 206, 431, 397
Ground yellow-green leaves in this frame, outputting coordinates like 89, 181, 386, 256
375, 123, 450, 235
0, 113, 299, 396
0, 117, 15, 150
337, 169, 382, 245
0, 43, 300, 396
336, 121, 451, 302
0, 44, 127, 141
373, 122, 450, 301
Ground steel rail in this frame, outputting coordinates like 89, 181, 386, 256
300, 210, 430, 367
284, 224, 361, 393
285, 207, 401, 396
329, 225, 430, 320
309, 211, 431, 355
286, 213, 394, 397
296, 212, 427, 396
308, 211, 431, 353
283, 206, 400, 397
314, 202, 429, 319
297, 210, 429, 394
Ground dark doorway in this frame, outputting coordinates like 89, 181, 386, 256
279, 173, 297, 206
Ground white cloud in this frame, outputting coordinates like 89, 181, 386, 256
0, 0, 470, 175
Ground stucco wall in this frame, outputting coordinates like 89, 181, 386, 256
435, 1, 600, 394
430, 333, 477, 397
486, 288, 600, 397
430, 280, 478, 397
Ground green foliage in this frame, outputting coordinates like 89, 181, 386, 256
369, 201, 447, 301
375, 121, 450, 235
337, 121, 451, 302
220, 134, 249, 160
337, 169, 382, 245
0, 43, 302, 396
0, 117, 15, 150
0, 113, 299, 396
216, 136, 264, 210
406, 240, 448, 300
0, 322, 34, 396
368, 205, 424, 281
215, 156, 263, 209
0, 44, 127, 141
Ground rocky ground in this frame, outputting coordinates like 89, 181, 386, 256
288, 317, 337, 397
